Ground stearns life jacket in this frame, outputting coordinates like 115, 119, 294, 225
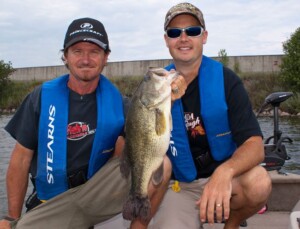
166, 56, 237, 182
36, 74, 124, 200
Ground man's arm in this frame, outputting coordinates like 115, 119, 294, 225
112, 136, 125, 157
216, 135, 264, 179
198, 135, 264, 223
6, 142, 34, 219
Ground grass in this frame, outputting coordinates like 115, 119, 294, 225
240, 72, 300, 114
0, 80, 42, 109
109, 75, 143, 97
1, 74, 299, 114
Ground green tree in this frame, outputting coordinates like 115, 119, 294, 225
0, 60, 15, 100
280, 27, 300, 92
218, 49, 229, 67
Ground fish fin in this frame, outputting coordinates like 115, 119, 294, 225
155, 108, 166, 136
122, 195, 151, 223
120, 148, 131, 179
152, 162, 164, 186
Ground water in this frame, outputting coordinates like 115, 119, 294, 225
0, 114, 299, 218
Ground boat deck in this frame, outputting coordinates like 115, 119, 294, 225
95, 171, 300, 228
95, 211, 291, 229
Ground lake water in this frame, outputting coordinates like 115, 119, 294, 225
0, 114, 299, 218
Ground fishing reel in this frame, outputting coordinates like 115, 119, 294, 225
256, 92, 294, 171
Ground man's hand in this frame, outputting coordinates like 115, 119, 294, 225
196, 168, 233, 224
0, 219, 12, 229
171, 74, 187, 101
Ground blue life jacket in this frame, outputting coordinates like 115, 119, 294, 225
36, 74, 124, 200
166, 56, 237, 182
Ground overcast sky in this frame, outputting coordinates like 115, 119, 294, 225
1, 0, 299, 68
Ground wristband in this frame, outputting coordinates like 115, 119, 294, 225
3, 216, 16, 222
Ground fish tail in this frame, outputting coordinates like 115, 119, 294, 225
122, 194, 151, 222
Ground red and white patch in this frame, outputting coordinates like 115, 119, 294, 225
67, 122, 95, 140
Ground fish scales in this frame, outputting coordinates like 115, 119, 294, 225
120, 67, 177, 222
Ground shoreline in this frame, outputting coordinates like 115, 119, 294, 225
2, 108, 300, 117
0, 108, 17, 114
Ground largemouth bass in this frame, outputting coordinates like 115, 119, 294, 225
120, 67, 177, 222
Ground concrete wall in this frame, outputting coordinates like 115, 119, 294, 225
10, 55, 283, 81
226, 55, 282, 73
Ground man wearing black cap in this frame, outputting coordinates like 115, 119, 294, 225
150, 2, 272, 229
0, 17, 174, 229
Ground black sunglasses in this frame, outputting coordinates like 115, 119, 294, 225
165, 26, 204, 39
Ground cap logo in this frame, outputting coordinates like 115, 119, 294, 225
80, 23, 93, 29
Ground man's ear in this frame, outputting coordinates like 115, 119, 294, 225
164, 34, 169, 48
202, 30, 208, 44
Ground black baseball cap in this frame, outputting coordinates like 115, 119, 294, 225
63, 17, 110, 52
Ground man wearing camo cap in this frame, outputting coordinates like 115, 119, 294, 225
151, 2, 272, 228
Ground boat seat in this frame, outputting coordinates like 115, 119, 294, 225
288, 199, 300, 229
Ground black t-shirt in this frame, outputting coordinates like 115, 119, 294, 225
181, 66, 262, 178
5, 86, 102, 178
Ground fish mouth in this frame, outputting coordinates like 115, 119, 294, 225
148, 67, 178, 81
148, 67, 167, 76
139, 67, 178, 109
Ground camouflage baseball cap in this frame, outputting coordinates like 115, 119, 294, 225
164, 2, 206, 30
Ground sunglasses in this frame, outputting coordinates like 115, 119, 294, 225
165, 26, 204, 39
